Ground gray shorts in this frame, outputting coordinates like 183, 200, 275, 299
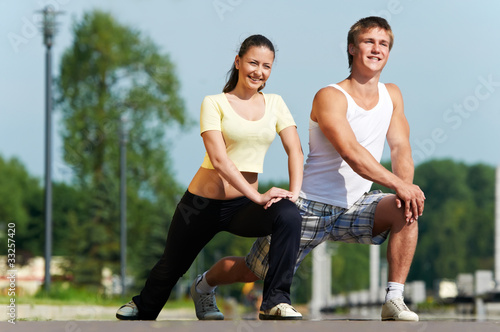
245, 190, 391, 279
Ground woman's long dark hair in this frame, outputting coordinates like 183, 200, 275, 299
223, 34, 275, 93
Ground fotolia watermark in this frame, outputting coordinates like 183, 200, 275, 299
412, 74, 500, 163
212, 0, 245, 21
7, 0, 70, 53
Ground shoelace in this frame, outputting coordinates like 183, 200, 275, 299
279, 304, 297, 312
121, 301, 135, 309
199, 292, 218, 310
271, 303, 298, 314
391, 299, 409, 312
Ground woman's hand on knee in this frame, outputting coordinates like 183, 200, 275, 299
258, 187, 293, 209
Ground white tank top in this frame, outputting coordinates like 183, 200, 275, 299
299, 83, 393, 208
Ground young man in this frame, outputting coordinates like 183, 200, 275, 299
190, 16, 425, 321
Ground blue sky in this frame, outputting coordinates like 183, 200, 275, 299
2, 0, 500, 187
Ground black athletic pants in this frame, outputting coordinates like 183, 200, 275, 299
133, 190, 301, 320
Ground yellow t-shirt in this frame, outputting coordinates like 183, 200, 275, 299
200, 92, 296, 173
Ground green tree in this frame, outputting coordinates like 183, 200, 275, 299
0, 156, 36, 231
465, 164, 495, 269
0, 155, 43, 262
410, 160, 495, 287
57, 10, 190, 286
0, 154, 96, 270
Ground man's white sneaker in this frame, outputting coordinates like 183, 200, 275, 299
190, 275, 224, 320
116, 300, 140, 320
259, 303, 302, 320
381, 297, 419, 321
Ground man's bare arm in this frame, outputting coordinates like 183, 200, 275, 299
312, 86, 424, 222
386, 83, 414, 183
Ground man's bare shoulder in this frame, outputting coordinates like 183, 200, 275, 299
314, 85, 346, 105
311, 85, 348, 122
384, 83, 403, 97
384, 83, 403, 106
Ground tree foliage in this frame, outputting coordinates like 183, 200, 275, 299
0, 156, 85, 265
57, 10, 190, 285
410, 160, 495, 286
0, 156, 43, 262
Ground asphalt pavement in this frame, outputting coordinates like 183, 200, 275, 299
3, 320, 500, 332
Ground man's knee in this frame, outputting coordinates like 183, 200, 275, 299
373, 194, 417, 236
242, 269, 260, 282
390, 211, 419, 237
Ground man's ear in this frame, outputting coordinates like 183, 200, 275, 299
348, 44, 356, 55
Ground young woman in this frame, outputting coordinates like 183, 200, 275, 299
116, 34, 304, 321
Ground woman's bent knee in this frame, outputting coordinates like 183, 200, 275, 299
271, 199, 302, 230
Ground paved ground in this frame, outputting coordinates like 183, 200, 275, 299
7, 303, 500, 331
3, 320, 500, 332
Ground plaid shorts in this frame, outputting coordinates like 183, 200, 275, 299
245, 190, 391, 279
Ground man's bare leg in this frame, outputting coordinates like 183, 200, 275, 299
204, 256, 260, 287
373, 195, 418, 283
373, 194, 419, 321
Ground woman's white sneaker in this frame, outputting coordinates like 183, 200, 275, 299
259, 303, 302, 320
116, 300, 140, 320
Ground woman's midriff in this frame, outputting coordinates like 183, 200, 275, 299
187, 167, 258, 200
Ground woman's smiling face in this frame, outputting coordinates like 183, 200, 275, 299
235, 45, 275, 91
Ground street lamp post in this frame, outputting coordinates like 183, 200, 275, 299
40, 5, 60, 292
120, 116, 128, 296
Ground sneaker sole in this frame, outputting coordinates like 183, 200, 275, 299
381, 317, 419, 322
198, 315, 224, 321
259, 313, 302, 320
116, 313, 140, 321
